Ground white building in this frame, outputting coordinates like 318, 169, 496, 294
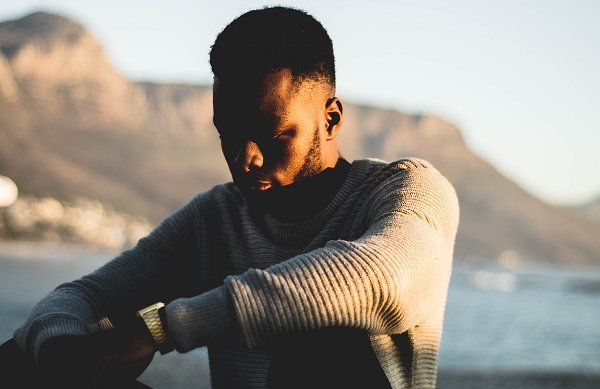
0, 175, 18, 207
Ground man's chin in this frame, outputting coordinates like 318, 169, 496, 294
239, 186, 276, 213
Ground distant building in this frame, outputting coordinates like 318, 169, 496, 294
0, 175, 18, 207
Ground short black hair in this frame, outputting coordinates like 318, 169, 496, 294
210, 6, 335, 87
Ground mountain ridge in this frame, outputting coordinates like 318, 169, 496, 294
1, 11, 598, 267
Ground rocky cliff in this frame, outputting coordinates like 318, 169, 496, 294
1, 12, 598, 267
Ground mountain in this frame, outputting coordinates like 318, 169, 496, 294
570, 196, 600, 225
1, 11, 599, 267
0, 12, 227, 219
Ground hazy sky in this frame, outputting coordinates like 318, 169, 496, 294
1, 0, 599, 206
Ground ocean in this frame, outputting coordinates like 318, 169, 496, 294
1, 243, 599, 388
440, 264, 600, 372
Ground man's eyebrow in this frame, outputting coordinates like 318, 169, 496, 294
212, 113, 288, 131
262, 114, 287, 128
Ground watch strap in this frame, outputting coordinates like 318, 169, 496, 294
137, 302, 174, 355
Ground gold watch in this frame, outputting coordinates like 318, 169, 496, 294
137, 302, 174, 355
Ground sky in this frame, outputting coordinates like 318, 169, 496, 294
1, 0, 599, 206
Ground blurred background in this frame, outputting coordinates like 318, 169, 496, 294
0, 1, 599, 388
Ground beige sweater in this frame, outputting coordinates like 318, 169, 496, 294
15, 158, 459, 388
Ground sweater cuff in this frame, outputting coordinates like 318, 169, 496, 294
164, 286, 234, 352
13, 315, 89, 363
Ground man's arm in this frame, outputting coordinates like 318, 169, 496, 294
165, 160, 459, 351
13, 195, 205, 363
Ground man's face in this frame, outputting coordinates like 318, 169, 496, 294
213, 69, 339, 194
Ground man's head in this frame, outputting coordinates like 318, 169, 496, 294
210, 6, 335, 88
210, 6, 343, 195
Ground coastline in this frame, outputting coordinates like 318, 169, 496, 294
437, 370, 600, 389
138, 358, 600, 389
0, 240, 119, 261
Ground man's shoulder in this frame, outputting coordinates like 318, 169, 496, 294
354, 156, 432, 168
353, 157, 455, 200
195, 181, 242, 205
353, 157, 438, 181
354, 157, 458, 227
207, 181, 239, 196
176, 182, 242, 217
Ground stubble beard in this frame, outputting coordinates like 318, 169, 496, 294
294, 124, 323, 181
243, 124, 323, 216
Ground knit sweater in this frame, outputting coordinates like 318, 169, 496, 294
14, 157, 459, 388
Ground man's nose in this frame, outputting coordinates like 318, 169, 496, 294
235, 139, 264, 172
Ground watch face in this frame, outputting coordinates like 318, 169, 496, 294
137, 302, 165, 317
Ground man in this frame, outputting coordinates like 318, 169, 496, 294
9, 6, 459, 388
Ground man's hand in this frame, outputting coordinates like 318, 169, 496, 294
37, 318, 156, 388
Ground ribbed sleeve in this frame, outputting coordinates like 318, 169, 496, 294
165, 286, 234, 352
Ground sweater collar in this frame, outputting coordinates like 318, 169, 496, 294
254, 159, 372, 246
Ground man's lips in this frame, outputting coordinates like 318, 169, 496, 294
251, 181, 272, 191
235, 174, 274, 191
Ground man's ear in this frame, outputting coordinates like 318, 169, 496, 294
325, 97, 343, 140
